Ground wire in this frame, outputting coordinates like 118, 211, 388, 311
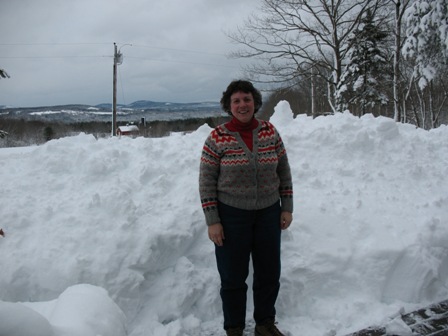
0, 56, 110, 59
0, 42, 245, 68
131, 43, 226, 57
125, 56, 239, 69
0, 42, 111, 46
0, 42, 227, 57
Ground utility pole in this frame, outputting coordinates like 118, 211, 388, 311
112, 43, 119, 136
112, 43, 130, 136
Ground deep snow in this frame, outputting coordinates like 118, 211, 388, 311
1, 102, 448, 336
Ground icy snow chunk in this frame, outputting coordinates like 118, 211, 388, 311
377, 118, 399, 140
0, 301, 54, 336
48, 284, 127, 336
385, 316, 413, 336
270, 100, 294, 128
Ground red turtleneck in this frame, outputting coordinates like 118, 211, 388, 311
225, 117, 259, 151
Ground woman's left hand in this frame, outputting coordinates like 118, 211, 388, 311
280, 211, 293, 230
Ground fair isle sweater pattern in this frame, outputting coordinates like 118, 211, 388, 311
199, 119, 293, 226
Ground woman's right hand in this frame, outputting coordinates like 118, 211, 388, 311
208, 223, 225, 246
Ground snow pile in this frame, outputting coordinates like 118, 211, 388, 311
0, 101, 447, 336
0, 285, 126, 336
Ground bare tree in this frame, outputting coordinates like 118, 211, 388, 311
385, 0, 412, 122
229, 0, 383, 113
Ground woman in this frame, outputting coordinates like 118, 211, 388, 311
199, 80, 293, 336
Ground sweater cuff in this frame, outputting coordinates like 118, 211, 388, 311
204, 209, 221, 226
281, 197, 293, 213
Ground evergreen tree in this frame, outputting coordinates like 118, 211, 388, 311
339, 8, 390, 116
43, 126, 55, 142
403, 0, 448, 89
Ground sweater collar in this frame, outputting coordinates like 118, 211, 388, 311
227, 116, 258, 132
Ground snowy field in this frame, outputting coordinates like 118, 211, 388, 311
1, 102, 448, 336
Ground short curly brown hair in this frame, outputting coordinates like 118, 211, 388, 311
220, 80, 263, 115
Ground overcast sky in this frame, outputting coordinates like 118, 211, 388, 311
0, 0, 261, 107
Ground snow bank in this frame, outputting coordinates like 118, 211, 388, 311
0, 102, 447, 335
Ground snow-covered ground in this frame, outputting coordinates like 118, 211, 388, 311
1, 102, 447, 336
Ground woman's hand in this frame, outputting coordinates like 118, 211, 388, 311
208, 223, 225, 246
280, 211, 293, 230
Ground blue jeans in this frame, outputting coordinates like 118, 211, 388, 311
215, 201, 282, 330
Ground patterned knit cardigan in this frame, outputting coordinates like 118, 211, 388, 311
199, 119, 293, 226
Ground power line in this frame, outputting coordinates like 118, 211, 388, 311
0, 42, 244, 68
0, 42, 111, 46
0, 42, 228, 57
131, 43, 227, 57
0, 55, 240, 69
0, 56, 109, 59
125, 56, 239, 69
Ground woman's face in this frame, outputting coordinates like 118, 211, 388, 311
230, 91, 255, 124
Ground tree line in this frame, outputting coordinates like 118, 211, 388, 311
229, 0, 448, 129
0, 116, 230, 148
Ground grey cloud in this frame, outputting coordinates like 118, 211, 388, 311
0, 0, 258, 107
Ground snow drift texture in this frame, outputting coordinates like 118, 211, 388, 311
1, 102, 448, 336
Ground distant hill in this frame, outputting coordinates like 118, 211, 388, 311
95, 100, 221, 110
0, 100, 224, 123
